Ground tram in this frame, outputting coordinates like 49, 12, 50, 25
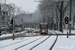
40, 22, 48, 34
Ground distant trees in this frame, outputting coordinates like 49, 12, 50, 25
38, 0, 75, 31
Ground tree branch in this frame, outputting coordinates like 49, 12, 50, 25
63, 2, 70, 13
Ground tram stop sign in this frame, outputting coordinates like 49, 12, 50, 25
65, 16, 68, 24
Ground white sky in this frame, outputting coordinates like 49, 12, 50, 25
0, 0, 39, 13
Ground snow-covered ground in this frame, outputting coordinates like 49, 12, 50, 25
48, 30, 56, 34
54, 29, 75, 34
52, 29, 75, 50
55, 30, 63, 34
0, 29, 75, 50
52, 36, 75, 50
63, 29, 75, 34
0, 31, 26, 38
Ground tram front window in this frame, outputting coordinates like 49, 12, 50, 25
41, 25, 47, 29
40, 25, 48, 34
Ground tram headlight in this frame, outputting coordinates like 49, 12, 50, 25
42, 30, 45, 32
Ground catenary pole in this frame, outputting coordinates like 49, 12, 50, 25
5, 0, 7, 34
69, 0, 72, 35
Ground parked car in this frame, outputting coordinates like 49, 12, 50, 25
25, 28, 31, 33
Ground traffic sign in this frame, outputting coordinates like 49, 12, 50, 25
21, 18, 23, 22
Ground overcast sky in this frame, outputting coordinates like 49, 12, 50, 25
0, 0, 39, 13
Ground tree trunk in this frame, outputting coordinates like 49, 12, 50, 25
59, 2, 64, 32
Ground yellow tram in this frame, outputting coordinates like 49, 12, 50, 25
40, 22, 48, 34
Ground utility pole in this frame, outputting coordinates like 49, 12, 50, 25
69, 0, 72, 35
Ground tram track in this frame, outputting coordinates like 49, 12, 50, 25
15, 36, 45, 50
0, 31, 58, 50
30, 35, 51, 50
49, 33, 58, 50
0, 38, 33, 48
15, 35, 50, 50
0, 36, 42, 48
